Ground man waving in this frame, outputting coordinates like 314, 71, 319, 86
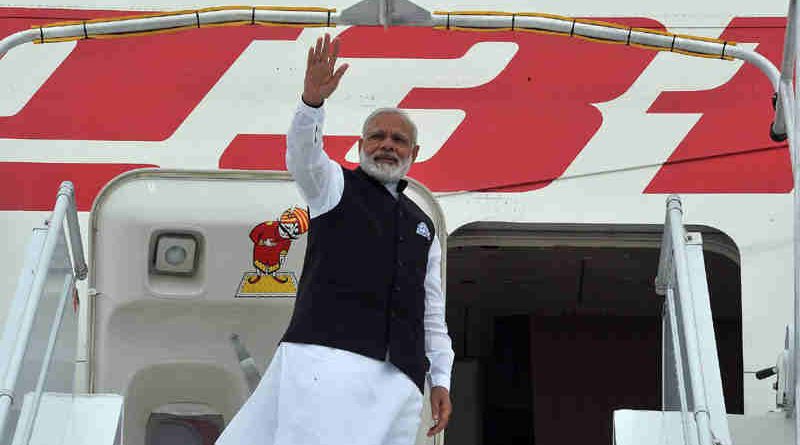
216, 33, 454, 445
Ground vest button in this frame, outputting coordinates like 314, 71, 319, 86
399, 236, 405, 242
393, 285, 401, 293
397, 260, 404, 267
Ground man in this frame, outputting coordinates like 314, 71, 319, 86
216, 33, 454, 445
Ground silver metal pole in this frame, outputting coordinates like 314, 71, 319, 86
0, 29, 38, 59
666, 288, 694, 445
0, 193, 70, 438
710, 47, 780, 91
787, 4, 800, 444
772, 0, 798, 139
16, 274, 75, 445
667, 197, 714, 445
779, 81, 799, 420
59, 182, 87, 281
782, 82, 798, 169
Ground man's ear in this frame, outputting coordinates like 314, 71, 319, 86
412, 145, 420, 162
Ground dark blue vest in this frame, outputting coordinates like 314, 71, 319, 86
281, 167, 435, 392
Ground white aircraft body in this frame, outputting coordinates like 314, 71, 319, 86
0, 0, 797, 444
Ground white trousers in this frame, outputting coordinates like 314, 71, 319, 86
216, 342, 423, 445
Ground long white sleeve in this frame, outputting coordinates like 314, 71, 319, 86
285, 101, 344, 217
424, 235, 455, 390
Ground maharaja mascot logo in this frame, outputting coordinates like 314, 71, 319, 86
236, 207, 309, 297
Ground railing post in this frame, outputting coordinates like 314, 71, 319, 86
663, 196, 716, 445
60, 182, 87, 280
789, 5, 800, 445
772, 0, 797, 140
665, 287, 694, 445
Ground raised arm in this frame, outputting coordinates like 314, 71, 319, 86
286, 34, 350, 217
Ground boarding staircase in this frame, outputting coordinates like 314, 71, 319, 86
0, 181, 790, 445
613, 194, 800, 445
0, 182, 122, 445
614, 196, 734, 445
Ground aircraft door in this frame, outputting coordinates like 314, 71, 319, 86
87, 169, 447, 445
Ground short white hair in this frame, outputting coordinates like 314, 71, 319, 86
361, 108, 418, 146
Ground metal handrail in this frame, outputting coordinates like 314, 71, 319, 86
0, 3, 781, 89
773, 3, 800, 441
657, 196, 716, 445
0, 181, 87, 443
665, 286, 693, 445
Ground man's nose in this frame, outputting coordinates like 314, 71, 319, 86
379, 138, 395, 151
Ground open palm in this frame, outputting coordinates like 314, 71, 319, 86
303, 33, 349, 107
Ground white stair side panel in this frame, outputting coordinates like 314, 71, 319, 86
11, 392, 122, 445
685, 237, 732, 445
613, 409, 692, 445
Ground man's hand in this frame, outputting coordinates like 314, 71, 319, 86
302, 33, 349, 107
427, 386, 452, 437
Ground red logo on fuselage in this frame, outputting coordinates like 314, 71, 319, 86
0, 8, 790, 211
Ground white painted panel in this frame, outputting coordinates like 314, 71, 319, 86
0, 42, 75, 117
613, 409, 690, 445
11, 392, 122, 445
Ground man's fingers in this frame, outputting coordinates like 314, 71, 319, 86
427, 408, 450, 436
322, 33, 331, 60
329, 38, 340, 68
314, 36, 323, 62
305, 34, 341, 102
427, 396, 442, 437
431, 399, 440, 423
325, 64, 348, 96
439, 405, 452, 430
332, 64, 349, 83
427, 419, 445, 436
426, 390, 452, 437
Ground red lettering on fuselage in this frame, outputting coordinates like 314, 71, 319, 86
0, 8, 791, 212
0, 9, 301, 141
646, 17, 791, 193
221, 21, 663, 192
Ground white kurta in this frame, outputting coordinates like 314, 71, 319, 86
215, 343, 424, 445
216, 101, 454, 445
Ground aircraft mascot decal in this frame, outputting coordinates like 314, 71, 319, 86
237, 207, 310, 297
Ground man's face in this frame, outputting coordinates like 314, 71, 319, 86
358, 112, 420, 182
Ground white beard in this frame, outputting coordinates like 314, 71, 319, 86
359, 149, 413, 183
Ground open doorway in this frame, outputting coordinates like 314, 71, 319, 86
443, 222, 742, 445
